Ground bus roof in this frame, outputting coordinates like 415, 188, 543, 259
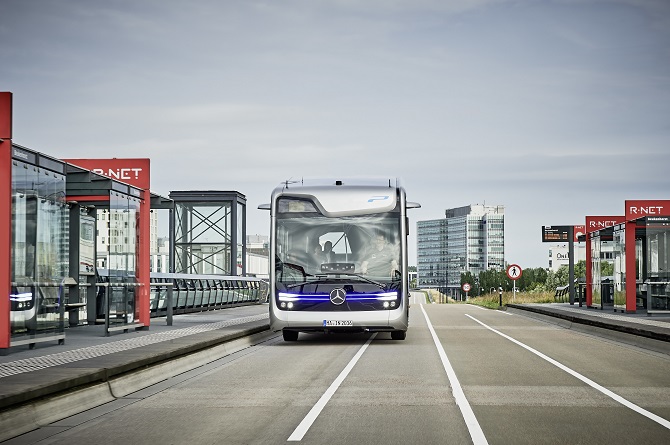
274, 177, 401, 190
258, 178, 419, 213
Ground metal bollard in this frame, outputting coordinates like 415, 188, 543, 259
498, 286, 503, 308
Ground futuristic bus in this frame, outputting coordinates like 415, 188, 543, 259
260, 178, 420, 341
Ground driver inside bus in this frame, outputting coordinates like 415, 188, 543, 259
360, 233, 399, 277
310, 240, 326, 271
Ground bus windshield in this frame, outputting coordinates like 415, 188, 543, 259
275, 212, 401, 288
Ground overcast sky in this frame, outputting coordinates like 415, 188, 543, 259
3, 0, 670, 268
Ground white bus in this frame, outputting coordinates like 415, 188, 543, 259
260, 178, 420, 341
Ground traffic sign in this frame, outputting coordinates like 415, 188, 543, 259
507, 264, 522, 281
462, 283, 471, 292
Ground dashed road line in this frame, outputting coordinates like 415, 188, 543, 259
421, 305, 489, 445
287, 333, 377, 441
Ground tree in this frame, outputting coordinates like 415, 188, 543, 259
477, 268, 508, 293
462, 266, 554, 296
545, 269, 559, 291
554, 265, 570, 287
575, 260, 586, 280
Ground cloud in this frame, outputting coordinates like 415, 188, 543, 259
2, 0, 670, 268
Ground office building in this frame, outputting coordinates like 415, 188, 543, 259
417, 204, 505, 296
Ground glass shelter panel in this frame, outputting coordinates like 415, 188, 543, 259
10, 161, 68, 339
644, 218, 670, 313
591, 234, 602, 307
102, 192, 140, 328
613, 227, 626, 309
237, 202, 244, 275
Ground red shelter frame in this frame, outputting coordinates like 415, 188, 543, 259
584, 216, 624, 307
65, 158, 151, 327
622, 200, 670, 313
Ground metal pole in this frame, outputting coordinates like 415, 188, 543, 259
569, 226, 575, 305
578, 282, 583, 307
167, 206, 174, 326
104, 285, 110, 337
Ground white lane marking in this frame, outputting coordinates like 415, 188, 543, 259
410, 292, 424, 305
465, 314, 670, 430
467, 304, 513, 315
421, 306, 489, 445
287, 333, 377, 441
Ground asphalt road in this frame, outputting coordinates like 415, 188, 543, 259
15, 293, 670, 445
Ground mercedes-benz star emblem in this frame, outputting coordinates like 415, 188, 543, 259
330, 288, 346, 305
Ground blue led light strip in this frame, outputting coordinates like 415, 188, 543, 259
278, 291, 398, 302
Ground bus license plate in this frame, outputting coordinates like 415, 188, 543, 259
324, 320, 353, 327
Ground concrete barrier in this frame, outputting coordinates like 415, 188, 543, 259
0, 382, 113, 442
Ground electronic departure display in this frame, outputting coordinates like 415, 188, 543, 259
541, 225, 571, 242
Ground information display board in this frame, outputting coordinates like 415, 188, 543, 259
541, 226, 571, 242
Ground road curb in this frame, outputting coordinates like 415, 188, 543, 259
506, 304, 670, 354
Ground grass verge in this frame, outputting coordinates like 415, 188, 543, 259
464, 291, 556, 309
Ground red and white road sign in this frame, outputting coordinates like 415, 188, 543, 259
462, 283, 471, 292
507, 264, 522, 280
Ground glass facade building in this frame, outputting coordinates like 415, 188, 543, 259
417, 204, 505, 295
417, 219, 447, 291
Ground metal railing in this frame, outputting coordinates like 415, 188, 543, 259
96, 271, 268, 333
554, 285, 569, 302
148, 273, 269, 317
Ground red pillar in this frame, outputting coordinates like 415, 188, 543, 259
625, 220, 637, 313
0, 92, 13, 348
585, 236, 592, 306
138, 190, 151, 326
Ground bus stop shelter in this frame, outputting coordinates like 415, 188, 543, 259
588, 201, 670, 314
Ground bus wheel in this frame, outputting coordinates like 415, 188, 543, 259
283, 330, 299, 341
391, 330, 406, 340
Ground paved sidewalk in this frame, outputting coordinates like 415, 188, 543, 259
507, 302, 670, 346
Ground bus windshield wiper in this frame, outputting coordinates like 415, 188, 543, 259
316, 272, 385, 288
284, 276, 334, 289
